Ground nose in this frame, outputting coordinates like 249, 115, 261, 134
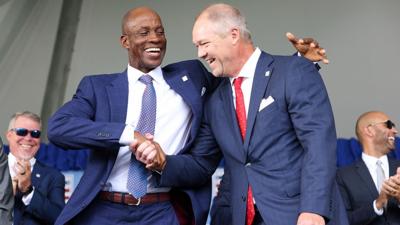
392, 127, 398, 134
197, 46, 206, 59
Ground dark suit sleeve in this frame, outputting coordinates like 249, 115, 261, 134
0, 150, 13, 225
336, 170, 378, 225
48, 76, 125, 150
160, 106, 223, 188
286, 56, 337, 218
25, 170, 65, 224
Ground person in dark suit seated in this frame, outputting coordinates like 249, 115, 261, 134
337, 111, 400, 225
0, 136, 13, 225
6, 111, 65, 225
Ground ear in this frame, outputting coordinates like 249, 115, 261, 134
120, 35, 129, 49
230, 27, 240, 44
6, 130, 13, 142
364, 126, 375, 138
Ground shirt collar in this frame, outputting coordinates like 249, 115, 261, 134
230, 47, 261, 84
8, 153, 36, 177
127, 64, 163, 85
362, 152, 388, 168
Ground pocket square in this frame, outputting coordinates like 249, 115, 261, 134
259, 96, 275, 112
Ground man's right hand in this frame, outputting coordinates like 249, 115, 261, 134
129, 132, 166, 172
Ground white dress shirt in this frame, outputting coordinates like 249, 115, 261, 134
230, 47, 261, 115
106, 64, 192, 193
362, 153, 389, 215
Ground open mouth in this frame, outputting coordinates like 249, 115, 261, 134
145, 47, 161, 57
20, 144, 34, 150
206, 58, 215, 65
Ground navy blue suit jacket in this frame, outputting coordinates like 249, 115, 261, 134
48, 60, 218, 225
337, 158, 400, 225
14, 161, 65, 225
161, 52, 345, 225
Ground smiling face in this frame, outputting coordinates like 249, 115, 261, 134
192, 17, 236, 78
369, 116, 398, 154
120, 7, 167, 73
6, 116, 41, 160
358, 111, 398, 157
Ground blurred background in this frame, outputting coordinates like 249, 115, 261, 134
1, 0, 399, 139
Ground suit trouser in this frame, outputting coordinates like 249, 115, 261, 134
73, 197, 179, 225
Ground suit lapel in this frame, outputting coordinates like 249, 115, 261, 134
162, 67, 202, 151
106, 70, 129, 123
356, 160, 379, 196
31, 161, 43, 187
219, 78, 246, 160
244, 52, 274, 149
389, 157, 398, 176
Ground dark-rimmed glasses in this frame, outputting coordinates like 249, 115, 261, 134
368, 120, 396, 130
10, 128, 41, 139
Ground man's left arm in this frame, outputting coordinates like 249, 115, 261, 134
0, 144, 13, 225
24, 171, 65, 224
287, 57, 337, 224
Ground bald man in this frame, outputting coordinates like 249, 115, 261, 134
337, 111, 400, 225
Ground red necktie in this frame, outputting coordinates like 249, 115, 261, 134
233, 77, 255, 225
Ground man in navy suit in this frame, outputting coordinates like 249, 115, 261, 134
48, 7, 219, 225
48, 5, 329, 225
337, 111, 400, 225
6, 111, 65, 225
136, 3, 346, 225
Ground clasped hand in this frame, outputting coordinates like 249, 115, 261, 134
129, 131, 166, 172
12, 159, 32, 195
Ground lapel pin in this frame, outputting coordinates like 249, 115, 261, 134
265, 71, 270, 77
201, 87, 206, 96
181, 75, 188, 82
36, 173, 41, 178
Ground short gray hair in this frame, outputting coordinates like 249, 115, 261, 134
201, 3, 252, 41
8, 111, 41, 130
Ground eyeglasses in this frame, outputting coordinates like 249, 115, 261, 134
368, 120, 396, 130
10, 128, 41, 139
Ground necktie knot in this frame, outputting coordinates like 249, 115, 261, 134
139, 74, 153, 85
233, 77, 244, 88
377, 160, 383, 166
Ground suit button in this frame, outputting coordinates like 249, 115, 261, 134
245, 163, 251, 167
242, 195, 246, 201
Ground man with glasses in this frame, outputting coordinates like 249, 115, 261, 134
6, 111, 65, 225
0, 136, 13, 225
337, 111, 400, 225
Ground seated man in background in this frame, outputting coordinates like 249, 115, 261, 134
6, 111, 65, 225
0, 136, 13, 225
337, 111, 400, 225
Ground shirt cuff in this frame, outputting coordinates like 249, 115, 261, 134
119, 124, 135, 146
22, 187, 35, 206
373, 200, 384, 215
